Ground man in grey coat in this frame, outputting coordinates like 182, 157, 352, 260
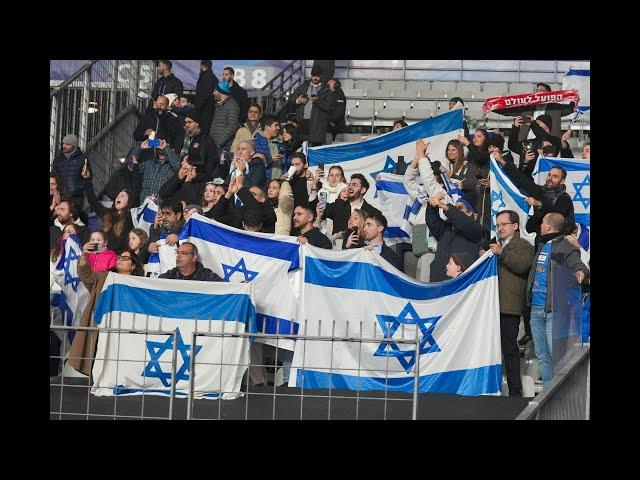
209, 80, 240, 163
527, 212, 589, 388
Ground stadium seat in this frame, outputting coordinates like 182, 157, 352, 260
366, 89, 392, 98
457, 90, 483, 101
458, 82, 482, 95
430, 81, 456, 99
339, 78, 355, 90
509, 83, 533, 94
356, 79, 381, 91
406, 80, 430, 93
405, 88, 429, 99
343, 88, 365, 98
381, 80, 406, 94
464, 102, 485, 122
483, 82, 509, 98
377, 100, 412, 120
347, 99, 375, 120
404, 108, 433, 121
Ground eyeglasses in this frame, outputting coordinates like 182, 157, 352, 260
117, 255, 132, 261
496, 222, 515, 228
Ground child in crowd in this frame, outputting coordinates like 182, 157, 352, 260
85, 230, 117, 272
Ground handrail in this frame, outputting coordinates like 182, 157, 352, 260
50, 60, 98, 98
262, 59, 303, 91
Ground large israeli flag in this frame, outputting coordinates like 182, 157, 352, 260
183, 214, 301, 351
130, 197, 158, 235
91, 274, 256, 400
489, 157, 536, 245
307, 110, 463, 206
563, 68, 590, 121
290, 246, 502, 396
52, 234, 90, 355
376, 172, 412, 245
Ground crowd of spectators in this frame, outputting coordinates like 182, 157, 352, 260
50, 64, 590, 394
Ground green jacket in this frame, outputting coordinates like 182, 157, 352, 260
497, 231, 534, 316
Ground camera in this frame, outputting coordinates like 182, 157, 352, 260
148, 139, 160, 148
90, 243, 100, 252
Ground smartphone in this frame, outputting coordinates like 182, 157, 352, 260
522, 115, 532, 126
397, 156, 405, 168
90, 243, 99, 252
318, 162, 325, 171
148, 139, 161, 148
350, 226, 359, 237
318, 191, 328, 206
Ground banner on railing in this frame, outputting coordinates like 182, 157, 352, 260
290, 246, 502, 396
90, 274, 256, 400
50, 60, 293, 91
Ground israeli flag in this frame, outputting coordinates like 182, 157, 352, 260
563, 68, 590, 121
307, 109, 463, 207
183, 214, 301, 351
52, 234, 90, 355
290, 246, 502, 396
130, 197, 158, 235
376, 172, 412, 245
91, 274, 256, 400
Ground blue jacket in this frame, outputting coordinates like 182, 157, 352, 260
253, 132, 274, 174
52, 149, 90, 198
246, 157, 267, 189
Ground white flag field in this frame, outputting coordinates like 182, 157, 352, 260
562, 67, 590, 121
90, 273, 256, 400
52, 233, 90, 356
307, 109, 464, 206
130, 197, 158, 235
183, 213, 302, 351
376, 172, 414, 245
290, 245, 502, 396
489, 156, 536, 246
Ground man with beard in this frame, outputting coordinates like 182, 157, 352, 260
177, 110, 219, 178
294, 203, 332, 249
288, 66, 334, 146
133, 95, 184, 154
151, 60, 184, 102
494, 154, 574, 248
52, 133, 91, 206
222, 66, 249, 126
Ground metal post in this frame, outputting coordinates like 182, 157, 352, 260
585, 357, 590, 419
110, 60, 118, 124
168, 329, 178, 420
79, 69, 90, 151
412, 336, 421, 420
50, 95, 58, 167
187, 330, 197, 420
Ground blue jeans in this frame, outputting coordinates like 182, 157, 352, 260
530, 305, 554, 387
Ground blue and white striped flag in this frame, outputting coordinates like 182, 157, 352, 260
130, 197, 158, 235
291, 246, 502, 396
91, 274, 256, 400
563, 68, 590, 122
307, 110, 463, 207
376, 172, 412, 245
52, 234, 90, 355
489, 157, 536, 245
183, 214, 301, 351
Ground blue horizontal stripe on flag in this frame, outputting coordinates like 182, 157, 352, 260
537, 158, 590, 173
574, 213, 590, 226
383, 227, 410, 239
376, 180, 408, 195
307, 110, 462, 165
566, 69, 590, 77
94, 283, 255, 326
256, 313, 299, 335
296, 364, 502, 396
186, 218, 301, 271
113, 386, 220, 398
304, 254, 497, 300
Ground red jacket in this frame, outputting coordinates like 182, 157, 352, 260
87, 249, 117, 272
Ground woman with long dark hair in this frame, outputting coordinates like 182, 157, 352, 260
440, 139, 469, 181
266, 178, 294, 236
279, 123, 303, 175
459, 129, 491, 223
81, 166, 135, 254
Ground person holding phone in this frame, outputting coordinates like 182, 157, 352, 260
288, 66, 333, 146
85, 230, 117, 272
315, 165, 348, 238
340, 209, 367, 250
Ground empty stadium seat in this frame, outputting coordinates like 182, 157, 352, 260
342, 88, 365, 98
430, 81, 456, 98
366, 89, 392, 98
405, 89, 429, 99
483, 82, 509, 98
457, 90, 483, 101
464, 102, 485, 121
339, 78, 355, 90
381, 80, 406, 93
347, 99, 375, 120
406, 80, 430, 93
458, 82, 482, 95
356, 79, 381, 91
377, 100, 412, 120
404, 108, 433, 121
509, 83, 533, 94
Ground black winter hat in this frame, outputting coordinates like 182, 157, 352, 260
311, 66, 323, 77
185, 110, 201, 124
201, 60, 212, 69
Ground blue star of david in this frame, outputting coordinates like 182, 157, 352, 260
63, 248, 81, 291
374, 302, 441, 373
142, 329, 202, 387
371, 155, 397, 198
221, 258, 259, 282
572, 175, 590, 209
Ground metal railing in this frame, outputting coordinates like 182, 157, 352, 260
50, 60, 156, 192
258, 59, 305, 116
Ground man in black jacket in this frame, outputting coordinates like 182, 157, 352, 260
159, 153, 210, 207
51, 134, 91, 205
159, 242, 222, 281
288, 66, 333, 146
317, 173, 381, 234
194, 60, 218, 135
133, 95, 184, 154
223, 67, 249, 126
327, 79, 346, 142
362, 212, 402, 271
494, 154, 574, 248
178, 110, 217, 174
294, 203, 332, 249
425, 191, 483, 282
151, 60, 184, 102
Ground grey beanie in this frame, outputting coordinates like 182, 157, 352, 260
62, 134, 79, 147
